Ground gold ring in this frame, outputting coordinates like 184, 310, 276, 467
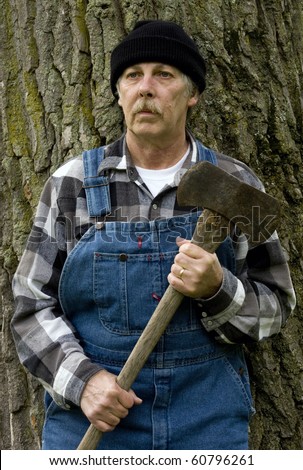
179, 268, 185, 280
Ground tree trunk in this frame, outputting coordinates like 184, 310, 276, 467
0, 0, 302, 450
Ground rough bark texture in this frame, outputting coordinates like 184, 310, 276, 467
0, 0, 302, 450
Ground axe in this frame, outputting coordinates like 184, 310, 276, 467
77, 161, 280, 450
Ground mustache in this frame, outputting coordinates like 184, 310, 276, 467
133, 100, 162, 115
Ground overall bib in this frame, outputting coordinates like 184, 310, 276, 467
42, 142, 254, 450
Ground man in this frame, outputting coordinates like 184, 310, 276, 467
11, 20, 295, 450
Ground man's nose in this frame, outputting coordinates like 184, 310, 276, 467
138, 75, 154, 97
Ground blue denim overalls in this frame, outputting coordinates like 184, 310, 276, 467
42, 141, 254, 450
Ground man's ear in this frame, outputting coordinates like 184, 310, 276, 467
115, 83, 122, 105
188, 90, 199, 108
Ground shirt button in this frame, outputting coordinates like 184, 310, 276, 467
152, 203, 158, 210
119, 253, 128, 262
207, 320, 213, 326
201, 312, 208, 318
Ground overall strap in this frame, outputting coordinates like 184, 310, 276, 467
196, 140, 218, 165
82, 147, 111, 217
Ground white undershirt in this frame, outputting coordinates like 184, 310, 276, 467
136, 147, 190, 198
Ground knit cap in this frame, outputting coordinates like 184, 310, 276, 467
110, 20, 206, 95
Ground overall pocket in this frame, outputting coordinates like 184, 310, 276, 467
222, 350, 255, 417
93, 250, 201, 335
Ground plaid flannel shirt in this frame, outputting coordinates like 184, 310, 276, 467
11, 134, 296, 408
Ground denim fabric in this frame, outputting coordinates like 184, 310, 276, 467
43, 349, 252, 450
42, 213, 254, 450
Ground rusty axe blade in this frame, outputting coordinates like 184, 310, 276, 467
177, 161, 281, 244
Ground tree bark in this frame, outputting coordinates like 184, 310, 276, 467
0, 0, 302, 450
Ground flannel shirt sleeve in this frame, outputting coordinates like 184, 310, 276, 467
197, 231, 296, 343
11, 168, 102, 409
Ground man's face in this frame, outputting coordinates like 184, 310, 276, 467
117, 63, 198, 144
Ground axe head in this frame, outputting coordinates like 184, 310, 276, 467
177, 161, 281, 245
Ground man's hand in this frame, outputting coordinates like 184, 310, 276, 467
80, 370, 142, 432
168, 237, 223, 298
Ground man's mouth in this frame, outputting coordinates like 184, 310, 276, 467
138, 109, 154, 114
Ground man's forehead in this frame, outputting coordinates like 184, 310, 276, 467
123, 63, 181, 72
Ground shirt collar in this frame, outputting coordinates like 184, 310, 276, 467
97, 131, 198, 185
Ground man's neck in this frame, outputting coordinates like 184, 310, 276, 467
125, 132, 189, 169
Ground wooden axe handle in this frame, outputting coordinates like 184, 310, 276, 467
77, 209, 229, 450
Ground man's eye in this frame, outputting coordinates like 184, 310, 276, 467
127, 72, 139, 79
159, 71, 172, 78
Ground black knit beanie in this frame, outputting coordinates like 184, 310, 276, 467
110, 20, 206, 95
